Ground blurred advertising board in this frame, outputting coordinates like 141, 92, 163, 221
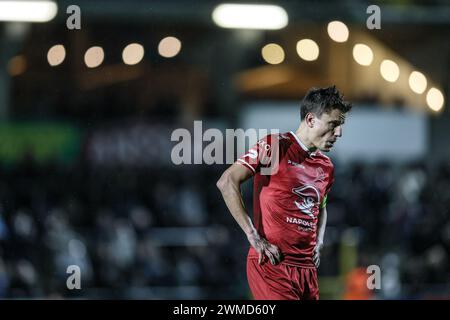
0, 122, 81, 165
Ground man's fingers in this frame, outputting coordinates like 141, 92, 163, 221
268, 245, 281, 263
254, 239, 282, 265
313, 255, 320, 268
274, 249, 281, 262
268, 253, 275, 265
265, 249, 276, 265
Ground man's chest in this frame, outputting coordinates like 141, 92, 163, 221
276, 153, 329, 188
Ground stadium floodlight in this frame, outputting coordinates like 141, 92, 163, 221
212, 3, 288, 30
0, 1, 57, 23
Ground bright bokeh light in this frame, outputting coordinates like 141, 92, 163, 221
408, 71, 427, 94
47, 44, 66, 66
212, 4, 288, 30
0, 1, 57, 22
158, 37, 182, 58
353, 44, 373, 66
380, 59, 400, 82
296, 39, 319, 61
261, 43, 285, 65
84, 46, 104, 68
122, 43, 144, 65
327, 21, 349, 43
426, 88, 444, 112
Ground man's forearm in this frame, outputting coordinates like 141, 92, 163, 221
217, 166, 282, 265
217, 177, 256, 236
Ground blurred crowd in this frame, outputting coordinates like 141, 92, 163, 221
0, 154, 449, 299
329, 159, 450, 299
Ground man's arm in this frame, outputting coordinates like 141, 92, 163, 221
216, 163, 281, 265
314, 205, 327, 268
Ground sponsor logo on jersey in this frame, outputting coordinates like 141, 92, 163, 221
285, 216, 315, 232
287, 159, 305, 169
257, 139, 271, 151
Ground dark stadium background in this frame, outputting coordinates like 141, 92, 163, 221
0, 0, 449, 299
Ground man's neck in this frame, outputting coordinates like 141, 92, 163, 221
294, 126, 317, 152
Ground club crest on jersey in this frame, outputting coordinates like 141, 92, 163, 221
292, 185, 320, 218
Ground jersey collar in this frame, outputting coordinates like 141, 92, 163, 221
289, 131, 318, 157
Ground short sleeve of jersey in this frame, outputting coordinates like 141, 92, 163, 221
236, 135, 274, 175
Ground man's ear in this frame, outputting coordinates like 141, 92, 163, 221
305, 113, 315, 128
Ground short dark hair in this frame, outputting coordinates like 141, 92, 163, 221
300, 85, 352, 120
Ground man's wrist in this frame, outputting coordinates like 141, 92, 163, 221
245, 228, 258, 237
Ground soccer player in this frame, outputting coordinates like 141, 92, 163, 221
217, 86, 352, 300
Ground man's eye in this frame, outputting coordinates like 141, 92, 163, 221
330, 121, 342, 128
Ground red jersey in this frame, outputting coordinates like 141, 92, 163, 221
237, 131, 334, 267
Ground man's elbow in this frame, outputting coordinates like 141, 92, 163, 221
216, 171, 231, 193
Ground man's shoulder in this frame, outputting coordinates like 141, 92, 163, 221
313, 150, 334, 168
259, 132, 293, 149
261, 132, 291, 140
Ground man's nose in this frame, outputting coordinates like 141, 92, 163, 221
334, 126, 342, 137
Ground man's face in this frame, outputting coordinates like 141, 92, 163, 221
310, 108, 346, 152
